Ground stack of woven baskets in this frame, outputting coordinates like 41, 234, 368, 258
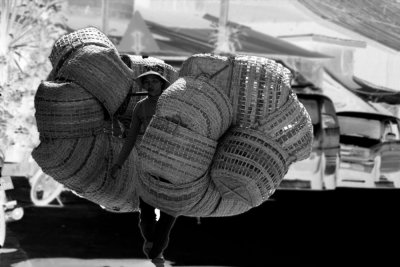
137, 53, 313, 216
32, 27, 178, 212
33, 28, 313, 217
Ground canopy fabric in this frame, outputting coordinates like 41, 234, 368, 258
298, 0, 400, 52
319, 69, 386, 114
351, 76, 400, 105
201, 14, 330, 58
324, 69, 400, 105
118, 14, 330, 59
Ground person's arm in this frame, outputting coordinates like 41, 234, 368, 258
111, 103, 141, 178
115, 116, 140, 166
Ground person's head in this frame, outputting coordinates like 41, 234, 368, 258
135, 71, 170, 97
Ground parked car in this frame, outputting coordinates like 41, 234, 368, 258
279, 92, 340, 190
336, 111, 400, 189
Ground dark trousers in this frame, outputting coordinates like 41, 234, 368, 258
138, 198, 176, 259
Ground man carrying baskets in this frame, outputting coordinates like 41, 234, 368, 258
111, 71, 175, 266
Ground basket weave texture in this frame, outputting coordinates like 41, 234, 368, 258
136, 53, 312, 215
179, 53, 233, 96
82, 137, 140, 212
137, 170, 211, 217
33, 28, 186, 212
138, 169, 252, 217
138, 116, 217, 185
211, 126, 289, 207
56, 45, 134, 116
32, 136, 106, 188
49, 27, 117, 73
255, 91, 314, 161
35, 80, 105, 139
35, 27, 313, 217
156, 76, 233, 140
179, 53, 292, 127
32, 134, 139, 212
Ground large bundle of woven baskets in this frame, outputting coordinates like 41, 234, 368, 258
32, 27, 178, 212
33, 28, 313, 216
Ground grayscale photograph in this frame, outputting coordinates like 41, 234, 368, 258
1, 0, 399, 266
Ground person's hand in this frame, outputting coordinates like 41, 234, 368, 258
110, 164, 122, 179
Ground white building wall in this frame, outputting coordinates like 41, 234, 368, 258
66, 0, 400, 91
354, 48, 400, 90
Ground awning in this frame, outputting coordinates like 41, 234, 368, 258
352, 76, 400, 105
325, 69, 400, 105
202, 14, 330, 58
117, 14, 331, 59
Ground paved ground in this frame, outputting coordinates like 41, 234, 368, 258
1, 177, 400, 266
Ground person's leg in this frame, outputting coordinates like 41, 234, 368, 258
148, 211, 176, 260
138, 198, 156, 257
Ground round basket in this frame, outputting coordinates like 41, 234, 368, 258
137, 170, 210, 217
179, 53, 233, 96
32, 135, 108, 191
211, 196, 251, 217
232, 55, 292, 127
49, 27, 117, 73
156, 76, 233, 140
255, 91, 314, 161
32, 134, 140, 212
179, 53, 292, 127
56, 45, 134, 116
138, 116, 217, 185
174, 177, 251, 217
34, 80, 106, 139
183, 179, 220, 217
81, 136, 140, 212
210, 126, 290, 207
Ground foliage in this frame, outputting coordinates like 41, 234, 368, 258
0, 0, 66, 151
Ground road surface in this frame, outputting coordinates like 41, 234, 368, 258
1, 177, 399, 266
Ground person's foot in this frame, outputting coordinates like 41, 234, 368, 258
151, 254, 165, 267
143, 241, 153, 258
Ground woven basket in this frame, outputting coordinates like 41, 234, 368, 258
210, 197, 251, 217
137, 170, 256, 217
56, 45, 134, 116
210, 126, 290, 207
138, 116, 217, 184
156, 76, 233, 140
179, 53, 233, 96
233, 55, 292, 127
81, 136, 140, 212
49, 27, 117, 73
34, 80, 106, 139
32, 135, 108, 191
183, 178, 220, 217
179, 53, 292, 127
32, 134, 140, 212
255, 91, 314, 161
137, 170, 210, 217
182, 179, 249, 217
137, 167, 253, 217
